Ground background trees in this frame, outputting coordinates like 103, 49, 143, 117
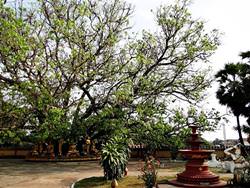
239, 51, 250, 139
0, 0, 221, 151
216, 52, 250, 149
216, 63, 250, 146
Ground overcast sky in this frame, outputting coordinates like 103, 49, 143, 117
125, 0, 250, 141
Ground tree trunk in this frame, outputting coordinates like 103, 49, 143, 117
236, 115, 244, 146
236, 115, 248, 157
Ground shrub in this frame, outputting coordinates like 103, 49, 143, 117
100, 136, 130, 180
139, 156, 160, 188
232, 166, 250, 186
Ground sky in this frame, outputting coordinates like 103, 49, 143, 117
125, 0, 250, 141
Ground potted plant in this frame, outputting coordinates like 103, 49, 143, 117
111, 179, 118, 188
100, 136, 130, 187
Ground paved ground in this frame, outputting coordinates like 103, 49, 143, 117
0, 159, 232, 188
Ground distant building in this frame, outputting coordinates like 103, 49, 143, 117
223, 138, 250, 147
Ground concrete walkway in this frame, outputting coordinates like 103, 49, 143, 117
0, 159, 232, 188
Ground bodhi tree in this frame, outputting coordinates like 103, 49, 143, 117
0, 0, 133, 144
0, 0, 221, 149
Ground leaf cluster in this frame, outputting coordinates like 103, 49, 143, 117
100, 135, 130, 180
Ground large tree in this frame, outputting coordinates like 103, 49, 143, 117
1, 0, 134, 143
0, 0, 220, 146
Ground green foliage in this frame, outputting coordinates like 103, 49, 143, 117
100, 136, 130, 180
0, 129, 26, 145
0, 0, 133, 143
27, 107, 70, 143
125, 0, 221, 152
139, 156, 160, 188
131, 106, 221, 154
82, 105, 127, 144
132, 121, 172, 153
0, 1, 30, 63
240, 51, 250, 60
0, 0, 221, 151
43, 108, 69, 140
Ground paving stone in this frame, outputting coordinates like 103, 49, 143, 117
0, 159, 232, 188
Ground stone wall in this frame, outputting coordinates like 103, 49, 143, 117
1, 145, 250, 159
0, 148, 30, 158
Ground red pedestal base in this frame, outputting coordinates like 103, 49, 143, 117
168, 179, 227, 187
168, 125, 227, 187
168, 157, 227, 187
179, 160, 219, 183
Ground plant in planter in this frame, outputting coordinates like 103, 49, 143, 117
100, 136, 130, 181
139, 156, 160, 188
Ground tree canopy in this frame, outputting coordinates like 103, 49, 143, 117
0, 0, 221, 149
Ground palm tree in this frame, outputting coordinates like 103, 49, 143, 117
240, 51, 250, 60
215, 63, 250, 147
240, 51, 250, 140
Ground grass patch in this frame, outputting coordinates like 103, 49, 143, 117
75, 176, 230, 188
74, 176, 143, 188
74, 177, 108, 188
74, 174, 232, 188
74, 176, 176, 188
74, 162, 232, 188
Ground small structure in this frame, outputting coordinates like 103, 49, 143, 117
169, 125, 226, 187
208, 153, 221, 168
47, 142, 55, 159
85, 137, 91, 155
67, 144, 79, 158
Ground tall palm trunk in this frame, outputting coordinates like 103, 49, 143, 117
236, 115, 248, 157
236, 115, 245, 146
